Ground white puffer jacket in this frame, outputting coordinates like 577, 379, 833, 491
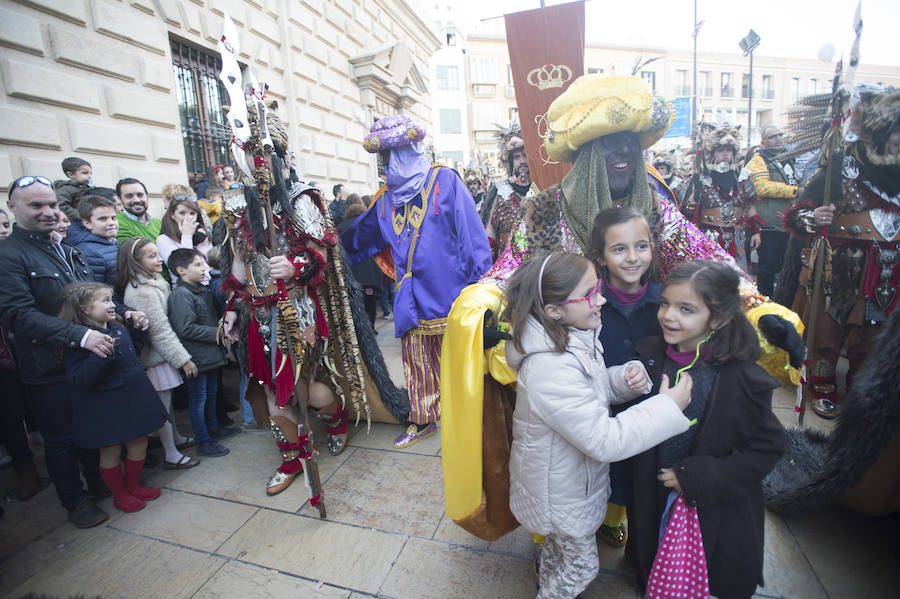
123, 274, 192, 370
507, 316, 689, 538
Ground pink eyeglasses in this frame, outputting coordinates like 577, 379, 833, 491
558, 278, 604, 308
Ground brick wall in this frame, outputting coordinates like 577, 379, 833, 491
0, 0, 440, 215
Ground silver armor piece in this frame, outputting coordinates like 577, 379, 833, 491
223, 187, 248, 215
288, 193, 326, 240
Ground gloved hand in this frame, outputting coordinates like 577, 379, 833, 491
483, 308, 511, 349
758, 314, 805, 369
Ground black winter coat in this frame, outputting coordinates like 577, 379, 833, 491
65, 323, 169, 448
629, 336, 785, 598
167, 281, 226, 372
0, 226, 95, 384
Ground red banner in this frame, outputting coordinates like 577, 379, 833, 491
505, 1, 585, 191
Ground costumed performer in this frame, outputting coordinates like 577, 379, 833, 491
680, 125, 762, 270
781, 89, 900, 419
220, 99, 408, 496
340, 115, 493, 448
484, 116, 536, 260
441, 74, 805, 541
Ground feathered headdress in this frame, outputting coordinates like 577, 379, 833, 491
494, 113, 524, 164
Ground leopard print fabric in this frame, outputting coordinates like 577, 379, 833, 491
523, 185, 563, 253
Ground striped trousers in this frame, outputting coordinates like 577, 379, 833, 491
400, 322, 445, 425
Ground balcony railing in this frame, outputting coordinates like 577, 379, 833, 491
720, 86, 734, 98
762, 90, 775, 100
675, 86, 691, 96
505, 85, 516, 98
700, 87, 713, 98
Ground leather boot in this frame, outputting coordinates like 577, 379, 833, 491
124, 459, 160, 501
318, 401, 348, 456
98, 465, 144, 513
267, 416, 303, 496
13, 461, 43, 501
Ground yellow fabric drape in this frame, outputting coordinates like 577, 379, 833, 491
440, 283, 516, 520
747, 301, 805, 387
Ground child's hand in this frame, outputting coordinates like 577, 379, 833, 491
181, 360, 198, 379
624, 364, 649, 392
179, 212, 198, 238
660, 373, 692, 411
657, 468, 683, 493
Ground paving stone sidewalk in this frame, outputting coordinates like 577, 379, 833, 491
1, 316, 897, 598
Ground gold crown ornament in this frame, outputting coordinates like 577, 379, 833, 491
527, 63, 573, 91
542, 75, 674, 162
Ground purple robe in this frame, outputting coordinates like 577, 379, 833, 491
341, 166, 492, 337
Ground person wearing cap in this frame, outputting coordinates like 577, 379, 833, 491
745, 125, 801, 297
340, 115, 492, 448
484, 116, 535, 259
440, 74, 804, 546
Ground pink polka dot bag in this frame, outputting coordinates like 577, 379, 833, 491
646, 493, 710, 599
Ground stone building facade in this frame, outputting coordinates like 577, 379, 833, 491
0, 0, 440, 214
459, 29, 900, 175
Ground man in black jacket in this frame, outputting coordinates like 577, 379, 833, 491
0, 176, 148, 528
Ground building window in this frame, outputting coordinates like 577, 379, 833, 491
472, 105, 496, 130
509, 106, 518, 121
640, 71, 656, 93
699, 71, 711, 97
436, 65, 459, 91
761, 75, 774, 99
720, 72, 733, 98
439, 108, 462, 134
809, 78, 819, 94
675, 69, 689, 96
716, 107, 733, 125
171, 39, 231, 176
470, 56, 496, 84
791, 77, 800, 102
741, 73, 752, 98
446, 33, 456, 47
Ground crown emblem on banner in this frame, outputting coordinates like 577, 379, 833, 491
526, 64, 573, 91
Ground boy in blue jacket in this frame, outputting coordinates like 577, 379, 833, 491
67, 195, 119, 285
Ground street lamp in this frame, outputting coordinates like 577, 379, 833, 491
739, 29, 761, 150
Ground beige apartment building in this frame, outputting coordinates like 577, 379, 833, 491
460, 32, 900, 175
0, 0, 440, 212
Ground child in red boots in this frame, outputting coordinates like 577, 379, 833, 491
59, 282, 170, 512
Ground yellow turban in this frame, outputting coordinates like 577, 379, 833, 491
543, 75, 674, 162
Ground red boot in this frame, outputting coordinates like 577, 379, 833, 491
99, 465, 145, 513
124, 459, 161, 501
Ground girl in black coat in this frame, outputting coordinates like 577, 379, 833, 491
60, 282, 169, 513
627, 261, 785, 599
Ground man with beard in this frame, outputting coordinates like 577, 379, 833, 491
115, 178, 162, 242
341, 115, 492, 448
484, 118, 534, 259
783, 90, 900, 419
681, 126, 762, 269
652, 151, 687, 204
746, 126, 801, 296
441, 74, 803, 545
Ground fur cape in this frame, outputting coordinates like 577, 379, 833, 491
762, 308, 900, 515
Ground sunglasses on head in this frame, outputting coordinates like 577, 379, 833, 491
9, 175, 53, 196
173, 194, 198, 202
558, 278, 604, 308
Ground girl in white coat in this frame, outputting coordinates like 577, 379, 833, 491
504, 252, 693, 599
